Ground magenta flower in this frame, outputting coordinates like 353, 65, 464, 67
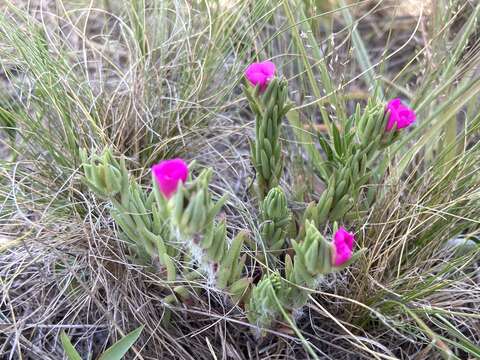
245, 61, 276, 92
386, 98, 416, 131
332, 227, 355, 266
152, 159, 189, 199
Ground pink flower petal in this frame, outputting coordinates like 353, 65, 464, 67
245, 63, 264, 78
385, 98, 416, 132
387, 98, 402, 110
333, 240, 351, 266
245, 61, 276, 93
333, 227, 355, 266
259, 61, 275, 76
245, 72, 267, 86
152, 158, 189, 199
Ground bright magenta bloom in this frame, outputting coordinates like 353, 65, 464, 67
333, 227, 355, 266
152, 159, 189, 199
386, 98, 416, 131
245, 61, 276, 92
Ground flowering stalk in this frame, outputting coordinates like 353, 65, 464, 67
313, 99, 416, 225
82, 150, 250, 304
283, 221, 350, 309
247, 222, 358, 328
80, 149, 177, 278
244, 62, 292, 199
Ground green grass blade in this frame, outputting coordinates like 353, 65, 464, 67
392, 302, 458, 360
286, 109, 328, 180
282, 0, 332, 131
60, 332, 83, 360
433, 315, 480, 358
338, 0, 383, 99
98, 326, 144, 360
